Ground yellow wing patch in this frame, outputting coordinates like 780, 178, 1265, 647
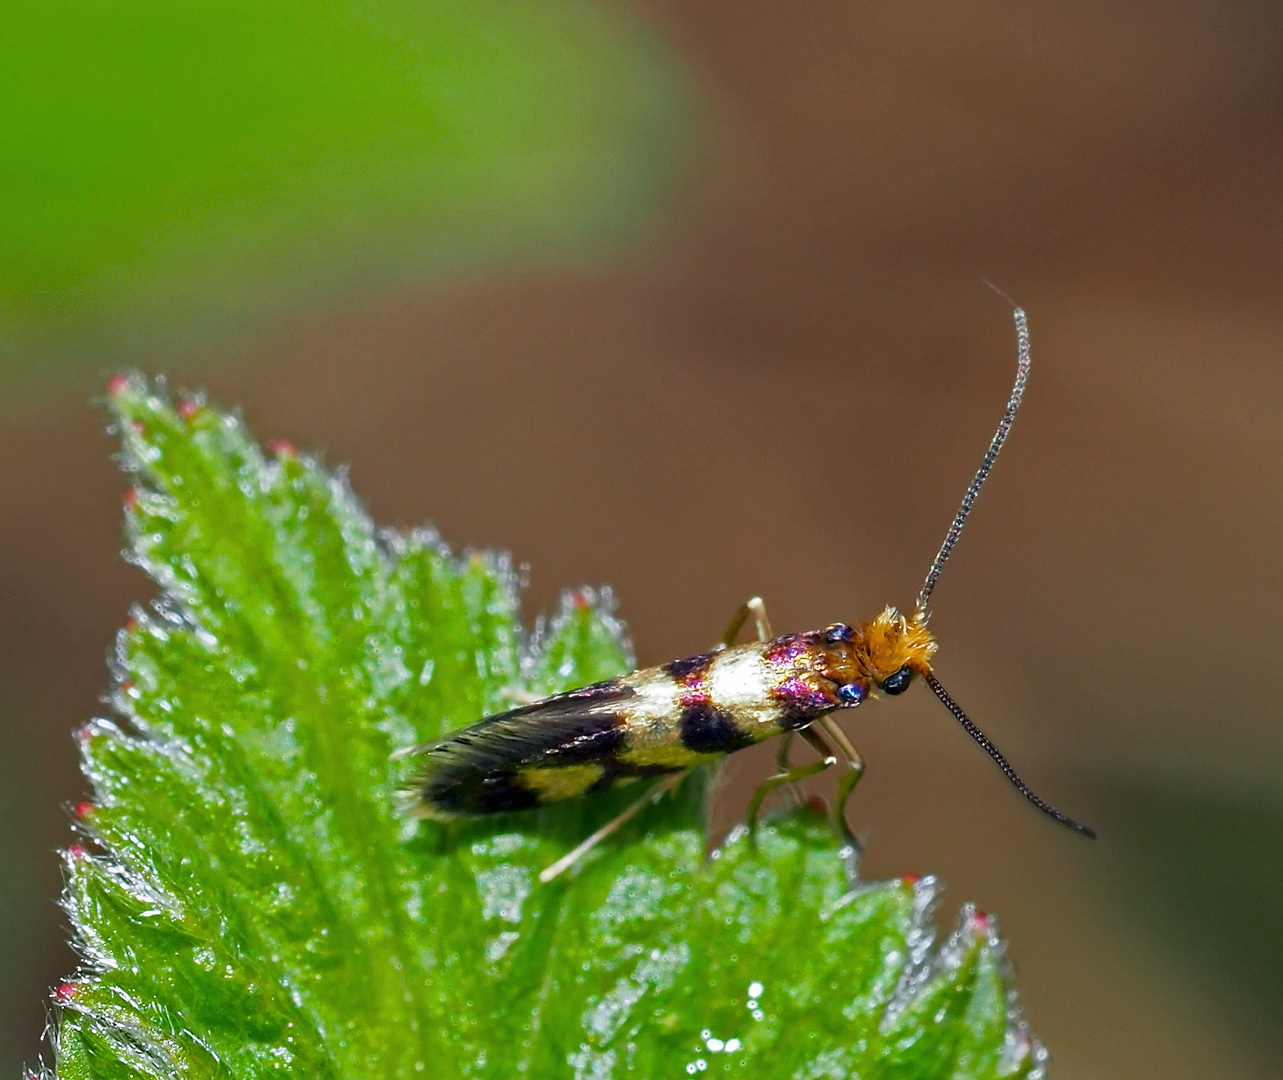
516, 763, 605, 801
616, 742, 708, 770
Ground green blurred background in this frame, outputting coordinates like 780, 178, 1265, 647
1, 0, 686, 379
3, 1, 1281, 1077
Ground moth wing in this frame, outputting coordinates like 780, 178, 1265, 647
400, 678, 636, 816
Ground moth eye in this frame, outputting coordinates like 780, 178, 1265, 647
836, 682, 866, 706
825, 623, 854, 643
880, 667, 912, 695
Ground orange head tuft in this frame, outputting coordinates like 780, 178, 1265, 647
853, 606, 936, 694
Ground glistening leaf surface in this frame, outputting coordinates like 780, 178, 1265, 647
44, 378, 1048, 1079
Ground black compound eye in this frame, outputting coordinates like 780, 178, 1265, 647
880, 666, 913, 695
824, 623, 854, 644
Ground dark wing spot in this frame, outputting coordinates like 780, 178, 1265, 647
547, 715, 628, 763
680, 702, 752, 753
423, 770, 540, 816
663, 652, 716, 683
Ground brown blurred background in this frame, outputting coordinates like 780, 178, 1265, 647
4, 1, 1282, 1077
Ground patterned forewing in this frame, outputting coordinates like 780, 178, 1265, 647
407, 637, 850, 819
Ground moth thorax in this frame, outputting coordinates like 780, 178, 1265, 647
856, 606, 937, 685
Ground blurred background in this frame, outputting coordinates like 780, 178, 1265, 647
3, 0, 1281, 1076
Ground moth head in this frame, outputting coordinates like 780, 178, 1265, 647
855, 606, 936, 695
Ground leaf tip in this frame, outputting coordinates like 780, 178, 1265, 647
105, 372, 132, 398
966, 908, 1000, 951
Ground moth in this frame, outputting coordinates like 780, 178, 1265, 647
400, 308, 1095, 882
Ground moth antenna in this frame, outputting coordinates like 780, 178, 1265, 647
915, 307, 1030, 619
924, 672, 1096, 839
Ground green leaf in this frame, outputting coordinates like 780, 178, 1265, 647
40, 377, 1049, 1079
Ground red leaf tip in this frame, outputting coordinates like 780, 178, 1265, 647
55, 983, 78, 1003
269, 439, 297, 457
970, 910, 990, 935
68, 844, 86, 860
106, 373, 130, 397
177, 398, 200, 420
74, 801, 95, 819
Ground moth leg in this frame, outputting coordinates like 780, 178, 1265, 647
817, 715, 866, 858
717, 596, 773, 650
775, 729, 795, 773
746, 728, 837, 846
539, 772, 685, 884
771, 726, 810, 809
